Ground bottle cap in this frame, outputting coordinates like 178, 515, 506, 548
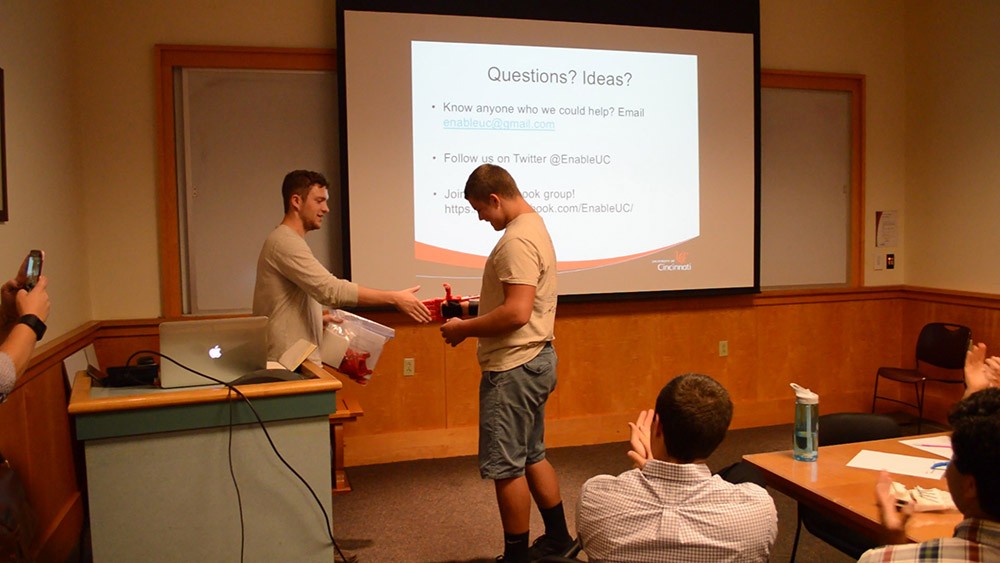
790, 383, 819, 404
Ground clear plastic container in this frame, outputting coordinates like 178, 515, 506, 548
790, 383, 819, 462
322, 310, 395, 385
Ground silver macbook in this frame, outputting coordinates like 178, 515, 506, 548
158, 316, 268, 388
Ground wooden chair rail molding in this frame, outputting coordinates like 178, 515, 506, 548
901, 286, 1000, 311
0, 322, 97, 561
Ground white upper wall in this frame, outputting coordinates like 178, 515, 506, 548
0, 0, 92, 338
69, 0, 336, 320
904, 1, 1000, 294
3, 1, 995, 338
761, 0, 907, 286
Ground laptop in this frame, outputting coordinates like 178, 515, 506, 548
158, 317, 268, 388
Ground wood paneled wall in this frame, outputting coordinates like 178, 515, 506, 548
0, 323, 95, 561
340, 289, 910, 465
13, 286, 990, 559
899, 288, 1000, 423
89, 288, 1000, 467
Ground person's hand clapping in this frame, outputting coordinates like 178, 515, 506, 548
874, 470, 912, 545
965, 343, 1000, 397
627, 409, 655, 469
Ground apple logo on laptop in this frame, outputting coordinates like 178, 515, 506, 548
208, 345, 223, 359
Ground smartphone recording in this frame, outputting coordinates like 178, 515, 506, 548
25, 250, 43, 291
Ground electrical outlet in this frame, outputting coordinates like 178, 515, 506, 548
719, 340, 729, 357
403, 358, 416, 377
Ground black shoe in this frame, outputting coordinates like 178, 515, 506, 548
527, 535, 581, 561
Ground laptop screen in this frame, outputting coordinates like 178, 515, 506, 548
158, 317, 268, 388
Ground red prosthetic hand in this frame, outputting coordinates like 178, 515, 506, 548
422, 283, 478, 322
338, 348, 373, 384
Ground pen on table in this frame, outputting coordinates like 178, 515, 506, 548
931, 461, 949, 470
916, 443, 952, 448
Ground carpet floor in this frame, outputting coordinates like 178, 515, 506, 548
330, 417, 945, 562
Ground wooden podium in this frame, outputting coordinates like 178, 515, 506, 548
68, 362, 341, 562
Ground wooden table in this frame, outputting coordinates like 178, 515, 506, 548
743, 433, 963, 544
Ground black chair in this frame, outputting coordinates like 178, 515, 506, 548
871, 322, 971, 432
789, 412, 901, 562
717, 460, 768, 488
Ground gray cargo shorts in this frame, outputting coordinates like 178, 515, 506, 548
478, 343, 557, 480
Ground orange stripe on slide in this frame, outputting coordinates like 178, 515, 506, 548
415, 242, 684, 272
556, 246, 675, 272
415, 242, 487, 269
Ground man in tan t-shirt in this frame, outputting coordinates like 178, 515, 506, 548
440, 164, 576, 563
253, 170, 430, 364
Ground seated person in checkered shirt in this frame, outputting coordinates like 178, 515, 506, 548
575, 373, 777, 563
859, 387, 1000, 563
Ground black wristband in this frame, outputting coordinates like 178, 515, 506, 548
17, 314, 46, 341
441, 301, 463, 319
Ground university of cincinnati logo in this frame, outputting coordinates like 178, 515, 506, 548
651, 250, 693, 271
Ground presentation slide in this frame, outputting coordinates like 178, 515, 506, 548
412, 41, 700, 268
340, 7, 757, 298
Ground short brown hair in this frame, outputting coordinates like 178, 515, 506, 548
282, 170, 329, 213
464, 164, 521, 202
655, 373, 733, 462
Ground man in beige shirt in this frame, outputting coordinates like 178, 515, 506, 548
253, 170, 430, 363
440, 164, 575, 563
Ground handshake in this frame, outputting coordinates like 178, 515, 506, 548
421, 283, 479, 322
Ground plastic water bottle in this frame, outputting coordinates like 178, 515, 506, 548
790, 383, 819, 462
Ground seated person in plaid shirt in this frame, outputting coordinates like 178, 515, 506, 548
576, 373, 777, 562
860, 387, 1000, 563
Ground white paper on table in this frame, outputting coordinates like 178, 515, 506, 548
846, 450, 946, 479
900, 436, 952, 459
62, 347, 90, 389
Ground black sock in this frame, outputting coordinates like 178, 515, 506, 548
539, 502, 570, 541
503, 531, 529, 562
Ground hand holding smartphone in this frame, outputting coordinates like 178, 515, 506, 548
24, 250, 43, 291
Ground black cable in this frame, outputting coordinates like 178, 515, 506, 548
123, 351, 347, 560
226, 387, 246, 562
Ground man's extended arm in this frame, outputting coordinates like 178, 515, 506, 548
357, 286, 432, 323
271, 229, 430, 323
